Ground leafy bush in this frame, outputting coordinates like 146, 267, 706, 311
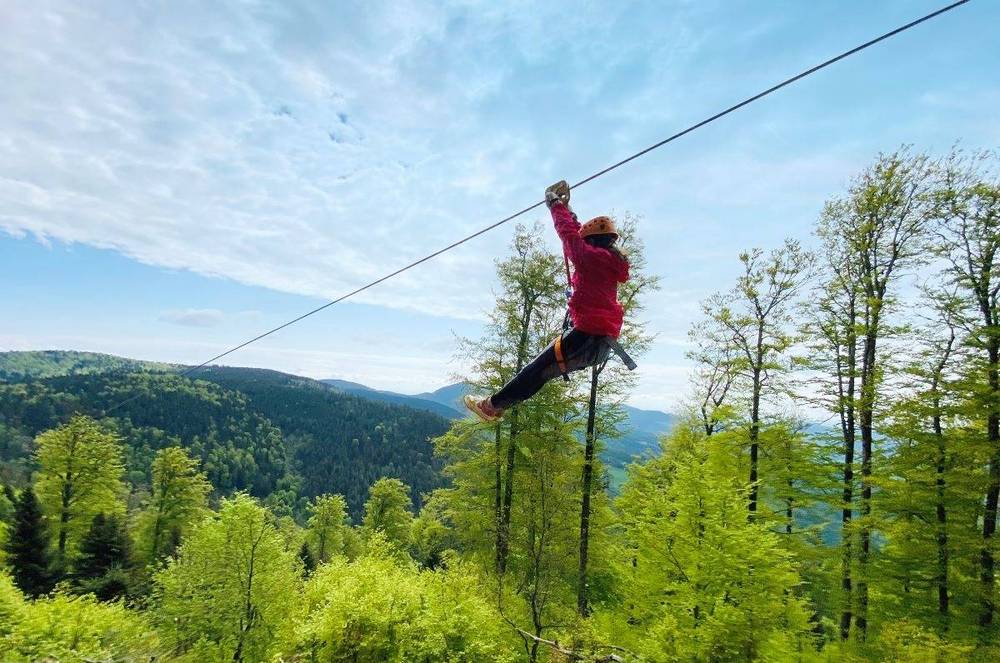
1, 589, 159, 662
295, 538, 515, 662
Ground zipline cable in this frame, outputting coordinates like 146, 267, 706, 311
106, 0, 969, 414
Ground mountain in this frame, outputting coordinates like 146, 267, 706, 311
415, 383, 470, 412
0, 349, 175, 381
0, 351, 450, 518
335, 378, 677, 485
322, 379, 461, 419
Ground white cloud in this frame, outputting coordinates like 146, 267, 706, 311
0, 0, 709, 324
158, 308, 226, 327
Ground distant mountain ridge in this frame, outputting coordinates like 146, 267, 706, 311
324, 377, 677, 477
321, 379, 462, 419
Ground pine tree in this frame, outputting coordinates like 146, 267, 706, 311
75, 512, 133, 600
299, 541, 316, 576
4, 487, 54, 597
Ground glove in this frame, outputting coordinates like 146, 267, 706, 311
545, 180, 570, 209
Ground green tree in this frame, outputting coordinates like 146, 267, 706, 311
699, 238, 811, 518
0, 483, 14, 523
809, 149, 934, 641
154, 493, 300, 662
2, 590, 160, 662
4, 487, 54, 597
134, 445, 210, 565
410, 494, 452, 568
361, 477, 413, 548
932, 148, 1000, 630
33, 415, 125, 568
306, 493, 350, 563
75, 513, 133, 601
294, 536, 515, 662
842, 150, 934, 639
803, 199, 865, 640
490, 225, 564, 573
613, 420, 813, 661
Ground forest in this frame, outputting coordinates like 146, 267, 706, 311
1, 146, 999, 661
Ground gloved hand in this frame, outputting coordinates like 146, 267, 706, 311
545, 180, 570, 209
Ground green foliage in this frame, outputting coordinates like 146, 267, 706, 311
307, 493, 351, 563
4, 487, 54, 597
362, 477, 414, 548
0, 571, 27, 637
33, 415, 126, 567
0, 349, 173, 381
295, 537, 515, 662
612, 422, 814, 661
410, 494, 453, 568
1, 589, 160, 662
134, 445, 210, 564
153, 493, 301, 662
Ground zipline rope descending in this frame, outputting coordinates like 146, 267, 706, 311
105, 0, 970, 414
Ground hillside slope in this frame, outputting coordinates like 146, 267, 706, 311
0, 351, 449, 517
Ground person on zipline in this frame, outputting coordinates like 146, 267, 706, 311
464, 181, 630, 423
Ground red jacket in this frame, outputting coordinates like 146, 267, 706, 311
551, 202, 629, 338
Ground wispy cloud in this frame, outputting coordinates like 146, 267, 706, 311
159, 308, 226, 327
0, 1, 706, 322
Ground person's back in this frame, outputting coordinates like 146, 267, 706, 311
552, 206, 629, 338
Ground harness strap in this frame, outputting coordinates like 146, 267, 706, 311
554, 334, 570, 382
604, 336, 638, 371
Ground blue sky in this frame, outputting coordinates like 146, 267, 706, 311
1, 0, 997, 409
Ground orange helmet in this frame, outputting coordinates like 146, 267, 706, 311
580, 215, 617, 239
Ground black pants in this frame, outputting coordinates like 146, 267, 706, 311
490, 329, 610, 410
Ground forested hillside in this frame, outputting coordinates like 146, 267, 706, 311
0, 355, 449, 516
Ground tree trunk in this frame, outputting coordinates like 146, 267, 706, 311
498, 298, 534, 574
577, 365, 600, 617
839, 306, 857, 641
748, 359, 762, 519
856, 326, 877, 641
493, 423, 504, 573
982, 338, 1000, 627
58, 470, 73, 569
934, 406, 950, 625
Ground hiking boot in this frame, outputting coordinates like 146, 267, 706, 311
464, 395, 504, 423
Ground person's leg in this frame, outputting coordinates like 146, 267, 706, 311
489, 342, 562, 410
490, 330, 604, 410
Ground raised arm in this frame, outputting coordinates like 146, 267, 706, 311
545, 180, 588, 264
549, 201, 587, 262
